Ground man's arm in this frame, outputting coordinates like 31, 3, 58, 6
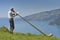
12, 12, 19, 16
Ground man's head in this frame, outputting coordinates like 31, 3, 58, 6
10, 8, 15, 12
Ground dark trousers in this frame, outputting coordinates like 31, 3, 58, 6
9, 18, 15, 33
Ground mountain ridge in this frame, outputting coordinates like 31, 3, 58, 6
25, 8, 60, 21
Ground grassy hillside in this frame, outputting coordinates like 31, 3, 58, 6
0, 26, 60, 40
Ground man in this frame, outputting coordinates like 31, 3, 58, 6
8, 8, 18, 34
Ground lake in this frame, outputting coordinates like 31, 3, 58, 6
0, 18, 60, 38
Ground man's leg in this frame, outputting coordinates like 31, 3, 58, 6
9, 18, 15, 34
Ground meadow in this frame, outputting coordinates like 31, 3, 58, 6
0, 26, 60, 40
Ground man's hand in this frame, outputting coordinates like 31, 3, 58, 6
16, 12, 20, 15
16, 14, 19, 15
14, 12, 19, 16
15, 14, 19, 16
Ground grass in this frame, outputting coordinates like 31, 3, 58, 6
0, 26, 60, 40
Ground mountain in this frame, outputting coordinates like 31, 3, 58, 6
25, 9, 60, 21
24, 9, 60, 25
49, 17, 60, 25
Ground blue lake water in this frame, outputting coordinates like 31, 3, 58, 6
0, 18, 60, 38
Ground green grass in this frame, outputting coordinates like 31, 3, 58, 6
0, 26, 60, 40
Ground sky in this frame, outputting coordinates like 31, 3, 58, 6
0, 0, 60, 18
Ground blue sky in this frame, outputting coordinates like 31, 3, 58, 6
0, 0, 60, 18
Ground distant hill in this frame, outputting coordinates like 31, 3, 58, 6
25, 9, 60, 25
49, 17, 60, 25
25, 9, 60, 21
